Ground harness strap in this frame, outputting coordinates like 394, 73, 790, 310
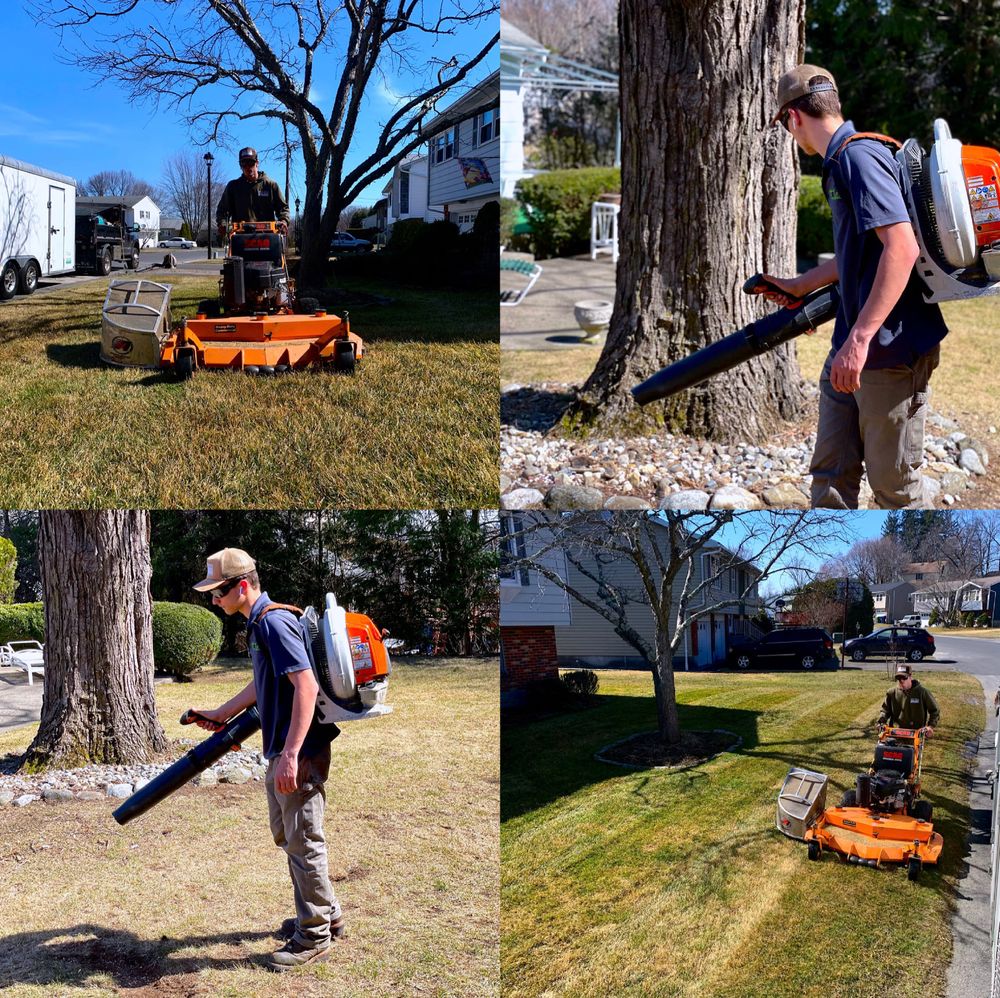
829, 131, 902, 163
256, 601, 303, 622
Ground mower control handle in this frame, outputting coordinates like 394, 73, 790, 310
742, 273, 804, 309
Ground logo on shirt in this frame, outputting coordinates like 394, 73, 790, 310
910, 697, 920, 703
826, 183, 842, 203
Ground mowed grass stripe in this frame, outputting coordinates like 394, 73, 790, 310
501, 669, 982, 998
0, 277, 498, 507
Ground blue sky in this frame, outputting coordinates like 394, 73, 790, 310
6, 2, 497, 209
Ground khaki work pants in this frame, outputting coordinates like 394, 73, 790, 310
809, 345, 940, 509
265, 744, 341, 949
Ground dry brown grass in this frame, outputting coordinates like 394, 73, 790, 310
0, 277, 498, 508
0, 657, 499, 997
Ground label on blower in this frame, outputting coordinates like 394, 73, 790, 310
970, 182, 1000, 224
350, 635, 374, 673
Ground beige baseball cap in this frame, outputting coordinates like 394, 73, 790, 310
193, 547, 256, 591
894, 664, 912, 679
771, 64, 838, 125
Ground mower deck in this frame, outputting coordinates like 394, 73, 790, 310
805, 805, 943, 867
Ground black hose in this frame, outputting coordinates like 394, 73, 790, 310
631, 285, 841, 405
112, 707, 261, 825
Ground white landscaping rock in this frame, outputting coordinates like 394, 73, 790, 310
106, 784, 133, 799
659, 490, 710, 510
960, 448, 987, 475
500, 488, 545, 510
709, 486, 763, 510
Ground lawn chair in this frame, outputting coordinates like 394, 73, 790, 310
500, 258, 543, 307
3, 640, 45, 685
590, 201, 620, 262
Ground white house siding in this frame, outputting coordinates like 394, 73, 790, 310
128, 196, 160, 248
427, 117, 500, 228
500, 87, 526, 198
499, 549, 572, 627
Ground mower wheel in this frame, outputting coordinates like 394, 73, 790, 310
333, 340, 356, 374
0, 262, 18, 300
98, 247, 113, 277
807, 841, 821, 862
907, 856, 922, 882
851, 648, 866, 662
800, 654, 817, 670
197, 299, 222, 318
912, 800, 932, 822
840, 789, 857, 807
295, 297, 320, 315
175, 347, 196, 380
907, 648, 924, 662
18, 260, 39, 295
244, 366, 260, 376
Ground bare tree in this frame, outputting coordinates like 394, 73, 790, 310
566, 0, 804, 442
161, 152, 223, 234
24, 511, 167, 769
508, 510, 849, 744
34, 0, 498, 286
81, 168, 160, 200
821, 535, 913, 587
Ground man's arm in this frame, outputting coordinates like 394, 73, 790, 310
272, 180, 290, 225
193, 678, 257, 730
923, 687, 941, 730
273, 667, 319, 794
215, 181, 232, 228
829, 221, 920, 393
877, 690, 893, 726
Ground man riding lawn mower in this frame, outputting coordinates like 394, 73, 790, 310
100, 220, 363, 377
777, 720, 941, 881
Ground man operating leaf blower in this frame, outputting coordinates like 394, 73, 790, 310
191, 548, 344, 972
761, 66, 949, 510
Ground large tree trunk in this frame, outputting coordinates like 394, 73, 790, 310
24, 511, 167, 770
571, 0, 806, 442
653, 628, 681, 744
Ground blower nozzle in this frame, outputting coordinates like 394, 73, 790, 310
631, 284, 840, 406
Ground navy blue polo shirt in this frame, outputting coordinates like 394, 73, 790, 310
246, 592, 325, 760
821, 120, 948, 368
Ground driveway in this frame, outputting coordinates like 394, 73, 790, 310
0, 667, 43, 732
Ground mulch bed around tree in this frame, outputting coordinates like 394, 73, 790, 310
596, 728, 741, 769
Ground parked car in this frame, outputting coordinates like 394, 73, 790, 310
843, 626, 935, 663
728, 627, 836, 671
158, 237, 197, 249
897, 613, 930, 628
329, 231, 372, 254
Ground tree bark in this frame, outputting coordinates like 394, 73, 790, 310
571, 0, 806, 442
24, 511, 167, 769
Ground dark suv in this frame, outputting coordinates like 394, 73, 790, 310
728, 627, 836, 671
843, 626, 935, 663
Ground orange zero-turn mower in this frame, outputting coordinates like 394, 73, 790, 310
100, 221, 363, 377
776, 725, 942, 881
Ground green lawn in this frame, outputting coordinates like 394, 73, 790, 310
0, 276, 498, 507
501, 668, 983, 998
0, 656, 499, 997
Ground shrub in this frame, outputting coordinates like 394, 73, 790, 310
152, 602, 222, 679
798, 174, 833, 260
473, 200, 499, 242
928, 608, 940, 626
0, 537, 16, 604
561, 669, 599, 697
0, 602, 45, 644
387, 217, 426, 254
516, 167, 621, 259
977, 612, 991, 628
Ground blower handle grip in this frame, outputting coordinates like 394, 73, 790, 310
742, 273, 804, 309
180, 709, 225, 731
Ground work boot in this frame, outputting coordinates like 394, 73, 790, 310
267, 939, 331, 972
277, 916, 346, 941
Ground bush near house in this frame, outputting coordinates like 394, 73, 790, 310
515, 167, 621, 259
798, 174, 834, 260
0, 601, 221, 678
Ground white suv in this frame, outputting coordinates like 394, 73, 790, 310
898, 613, 930, 628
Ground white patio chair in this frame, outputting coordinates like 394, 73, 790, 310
3, 640, 45, 685
590, 201, 620, 262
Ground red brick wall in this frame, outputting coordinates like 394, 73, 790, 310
500, 625, 559, 691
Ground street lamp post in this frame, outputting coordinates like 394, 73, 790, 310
203, 151, 214, 260
295, 197, 301, 252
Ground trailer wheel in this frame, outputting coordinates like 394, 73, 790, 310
0, 262, 18, 300
18, 261, 39, 295
98, 247, 113, 276
807, 841, 821, 862
175, 348, 196, 381
907, 856, 922, 882
333, 340, 356, 374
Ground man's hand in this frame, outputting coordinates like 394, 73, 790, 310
191, 706, 230, 731
829, 328, 875, 394
277, 221, 288, 235
923, 726, 934, 736
275, 748, 300, 794
759, 274, 805, 310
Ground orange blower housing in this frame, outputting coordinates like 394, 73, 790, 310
345, 611, 391, 686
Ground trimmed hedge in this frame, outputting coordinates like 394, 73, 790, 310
562, 669, 599, 697
516, 167, 620, 259
151, 602, 223, 679
798, 174, 833, 260
0, 602, 44, 644
0, 601, 222, 679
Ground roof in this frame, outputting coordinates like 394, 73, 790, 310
421, 70, 500, 137
0, 155, 76, 188
904, 562, 946, 573
77, 194, 157, 210
500, 17, 547, 52
870, 582, 911, 593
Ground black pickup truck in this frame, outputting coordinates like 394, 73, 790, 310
75, 205, 141, 275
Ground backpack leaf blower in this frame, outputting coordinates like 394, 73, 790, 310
112, 592, 392, 825
632, 118, 1000, 404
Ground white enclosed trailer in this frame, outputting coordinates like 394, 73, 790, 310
0, 154, 76, 299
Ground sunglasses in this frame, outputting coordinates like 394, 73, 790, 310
212, 575, 246, 599
779, 109, 792, 130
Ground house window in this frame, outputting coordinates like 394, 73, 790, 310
400, 171, 410, 215
474, 107, 498, 146
433, 127, 457, 164
500, 514, 529, 586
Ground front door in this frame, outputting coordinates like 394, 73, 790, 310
47, 185, 66, 275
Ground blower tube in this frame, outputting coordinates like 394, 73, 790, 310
631, 284, 841, 406
112, 707, 261, 825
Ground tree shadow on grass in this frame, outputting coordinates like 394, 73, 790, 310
501, 695, 761, 822
0, 923, 281, 990
45, 342, 104, 370
500, 386, 575, 433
